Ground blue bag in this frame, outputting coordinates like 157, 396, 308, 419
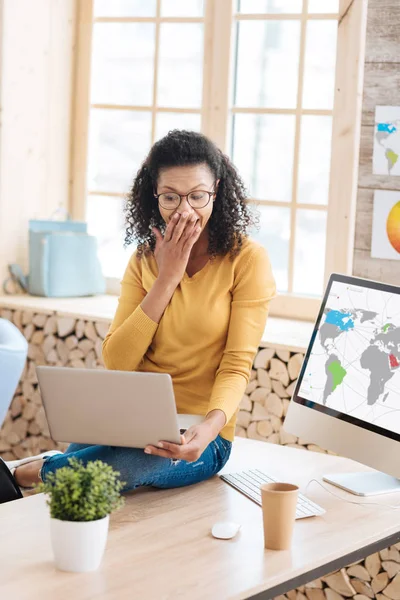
3, 213, 105, 297
27, 217, 105, 297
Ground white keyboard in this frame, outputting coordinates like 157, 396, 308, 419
220, 469, 325, 519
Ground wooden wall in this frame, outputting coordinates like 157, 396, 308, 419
353, 0, 400, 283
0, 0, 76, 286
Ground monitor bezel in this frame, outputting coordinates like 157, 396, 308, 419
292, 273, 400, 444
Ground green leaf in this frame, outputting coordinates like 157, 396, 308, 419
37, 458, 125, 522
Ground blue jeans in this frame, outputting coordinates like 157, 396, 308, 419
41, 436, 232, 492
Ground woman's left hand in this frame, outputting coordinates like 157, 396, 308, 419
144, 421, 217, 463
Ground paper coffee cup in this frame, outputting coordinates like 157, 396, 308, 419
261, 482, 298, 550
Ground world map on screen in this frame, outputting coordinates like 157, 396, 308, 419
298, 281, 400, 435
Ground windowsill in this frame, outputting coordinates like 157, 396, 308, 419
0, 294, 314, 353
0, 294, 117, 322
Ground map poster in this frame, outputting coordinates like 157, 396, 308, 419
371, 190, 400, 260
373, 106, 400, 176
298, 279, 400, 436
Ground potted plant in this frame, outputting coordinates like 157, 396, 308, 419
38, 457, 125, 572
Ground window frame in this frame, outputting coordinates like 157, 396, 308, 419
70, 0, 368, 322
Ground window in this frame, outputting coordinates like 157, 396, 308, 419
72, 0, 206, 281
71, 0, 367, 320
229, 0, 338, 302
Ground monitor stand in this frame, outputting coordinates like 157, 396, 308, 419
323, 472, 400, 497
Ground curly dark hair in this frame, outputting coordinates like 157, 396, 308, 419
124, 130, 255, 258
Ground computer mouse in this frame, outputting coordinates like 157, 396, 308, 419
211, 521, 241, 540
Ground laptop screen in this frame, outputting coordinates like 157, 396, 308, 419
293, 275, 400, 442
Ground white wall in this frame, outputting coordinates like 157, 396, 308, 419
0, 0, 76, 287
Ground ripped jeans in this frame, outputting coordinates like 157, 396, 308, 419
40, 436, 232, 492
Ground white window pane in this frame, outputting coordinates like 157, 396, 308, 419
298, 116, 332, 205
231, 114, 296, 202
86, 195, 134, 279
155, 112, 201, 140
161, 0, 204, 17
250, 205, 290, 292
88, 109, 152, 193
237, 0, 302, 13
293, 209, 326, 295
308, 0, 339, 13
91, 23, 155, 106
158, 24, 204, 108
302, 20, 338, 110
233, 21, 300, 109
94, 0, 156, 17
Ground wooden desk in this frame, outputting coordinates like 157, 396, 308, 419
1, 438, 400, 600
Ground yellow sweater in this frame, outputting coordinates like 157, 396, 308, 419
102, 237, 276, 441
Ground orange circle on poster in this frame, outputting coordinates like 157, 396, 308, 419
386, 201, 400, 253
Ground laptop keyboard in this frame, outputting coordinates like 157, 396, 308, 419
220, 468, 325, 519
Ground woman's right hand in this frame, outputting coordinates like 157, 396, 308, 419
152, 212, 201, 287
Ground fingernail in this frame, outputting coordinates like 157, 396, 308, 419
182, 212, 188, 218
173, 213, 179, 220
144, 448, 151, 454
196, 226, 201, 232
157, 442, 163, 448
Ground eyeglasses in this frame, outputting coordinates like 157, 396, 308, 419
154, 185, 216, 210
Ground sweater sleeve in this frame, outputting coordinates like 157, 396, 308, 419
206, 244, 276, 424
102, 253, 158, 371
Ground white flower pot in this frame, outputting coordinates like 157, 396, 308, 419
50, 515, 109, 572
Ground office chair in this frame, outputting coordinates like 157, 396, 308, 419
0, 317, 28, 426
0, 317, 28, 502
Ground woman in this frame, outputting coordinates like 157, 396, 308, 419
8, 130, 276, 492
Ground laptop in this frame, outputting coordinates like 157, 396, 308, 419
36, 366, 203, 448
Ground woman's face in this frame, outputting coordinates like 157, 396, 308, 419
156, 163, 217, 233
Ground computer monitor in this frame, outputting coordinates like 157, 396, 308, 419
284, 273, 400, 497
